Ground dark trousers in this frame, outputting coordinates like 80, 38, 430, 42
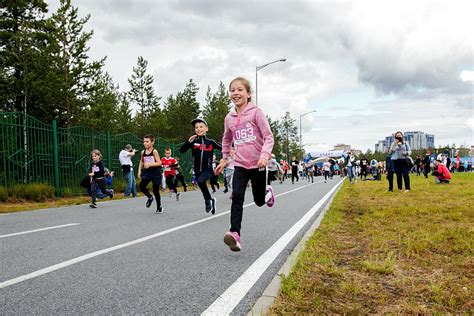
360, 167, 368, 179
393, 159, 410, 190
324, 170, 330, 180
210, 173, 220, 192
223, 174, 228, 190
139, 173, 162, 207
196, 168, 212, 201
90, 177, 108, 204
387, 170, 394, 191
267, 170, 277, 185
291, 170, 299, 183
230, 167, 266, 235
165, 174, 177, 193
423, 165, 430, 178
174, 174, 187, 192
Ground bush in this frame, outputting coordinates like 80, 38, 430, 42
4, 183, 55, 202
112, 178, 127, 193
0, 186, 7, 201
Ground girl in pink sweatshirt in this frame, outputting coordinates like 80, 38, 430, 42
215, 77, 275, 252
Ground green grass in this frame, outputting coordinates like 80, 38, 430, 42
270, 173, 474, 314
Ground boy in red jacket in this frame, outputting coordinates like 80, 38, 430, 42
162, 148, 180, 201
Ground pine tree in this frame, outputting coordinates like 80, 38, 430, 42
49, 0, 105, 127
127, 56, 161, 131
77, 70, 120, 132
202, 82, 230, 142
267, 116, 283, 159
279, 111, 300, 160
163, 79, 200, 142
0, 0, 48, 113
113, 93, 133, 133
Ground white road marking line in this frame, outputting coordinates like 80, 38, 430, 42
0, 223, 80, 239
0, 180, 327, 289
201, 178, 344, 316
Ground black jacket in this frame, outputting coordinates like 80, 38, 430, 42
89, 160, 105, 178
180, 136, 222, 172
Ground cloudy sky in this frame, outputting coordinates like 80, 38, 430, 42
47, 0, 473, 152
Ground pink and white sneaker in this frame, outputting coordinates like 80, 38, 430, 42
223, 231, 241, 252
265, 186, 275, 207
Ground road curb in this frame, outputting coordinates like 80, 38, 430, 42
248, 179, 345, 315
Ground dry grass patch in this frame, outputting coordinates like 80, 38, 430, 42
270, 173, 474, 314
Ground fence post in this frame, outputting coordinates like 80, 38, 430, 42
52, 119, 61, 197
106, 129, 111, 171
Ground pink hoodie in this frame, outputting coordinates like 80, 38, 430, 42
221, 102, 274, 169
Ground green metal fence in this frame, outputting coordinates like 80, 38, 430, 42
0, 112, 193, 196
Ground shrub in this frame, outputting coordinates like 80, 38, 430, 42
5, 183, 55, 202
24, 183, 55, 202
0, 186, 7, 201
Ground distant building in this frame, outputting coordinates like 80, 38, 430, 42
375, 131, 435, 152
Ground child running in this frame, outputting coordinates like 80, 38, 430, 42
215, 76, 275, 252
322, 157, 331, 183
161, 147, 181, 201
138, 134, 163, 213
180, 118, 222, 214
88, 149, 114, 208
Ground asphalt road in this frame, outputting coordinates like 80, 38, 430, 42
1, 176, 343, 315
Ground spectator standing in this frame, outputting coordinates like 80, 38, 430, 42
389, 130, 412, 192
119, 144, 138, 198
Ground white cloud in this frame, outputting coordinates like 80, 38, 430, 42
460, 71, 474, 83
45, 0, 474, 151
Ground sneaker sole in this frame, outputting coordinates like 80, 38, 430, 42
223, 233, 241, 252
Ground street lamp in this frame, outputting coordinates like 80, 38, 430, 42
255, 58, 286, 105
299, 110, 317, 148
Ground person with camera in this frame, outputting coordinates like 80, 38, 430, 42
119, 144, 138, 197
388, 131, 412, 192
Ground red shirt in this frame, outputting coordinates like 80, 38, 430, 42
161, 157, 177, 177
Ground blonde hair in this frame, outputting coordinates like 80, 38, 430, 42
229, 77, 252, 102
91, 149, 102, 159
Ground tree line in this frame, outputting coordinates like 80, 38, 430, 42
1, 0, 303, 159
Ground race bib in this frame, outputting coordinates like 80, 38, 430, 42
234, 123, 256, 145
143, 156, 155, 164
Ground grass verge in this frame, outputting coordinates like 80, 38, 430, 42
270, 173, 474, 314
0, 183, 202, 214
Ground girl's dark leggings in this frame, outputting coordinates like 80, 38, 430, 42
230, 167, 266, 235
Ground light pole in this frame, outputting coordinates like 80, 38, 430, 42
299, 110, 317, 149
255, 58, 286, 105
